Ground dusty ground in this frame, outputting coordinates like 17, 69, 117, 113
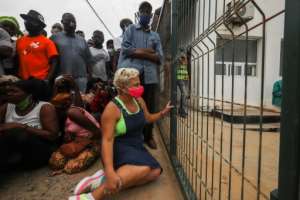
175, 110, 279, 200
0, 129, 183, 200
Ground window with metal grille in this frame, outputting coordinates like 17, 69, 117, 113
246, 64, 257, 76
215, 38, 258, 77
227, 64, 242, 76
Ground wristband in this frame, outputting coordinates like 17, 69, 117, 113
23, 124, 29, 131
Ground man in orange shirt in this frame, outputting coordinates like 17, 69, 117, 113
17, 10, 58, 82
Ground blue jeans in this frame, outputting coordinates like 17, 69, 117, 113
177, 80, 188, 115
74, 77, 88, 93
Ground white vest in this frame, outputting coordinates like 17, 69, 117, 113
5, 101, 49, 129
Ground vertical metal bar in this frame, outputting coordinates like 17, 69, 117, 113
193, 45, 202, 199
189, 51, 193, 198
278, 0, 300, 199
208, 0, 211, 26
183, 0, 186, 45
178, 0, 181, 48
187, 0, 191, 44
202, 0, 205, 33
201, 46, 205, 200
215, 1, 227, 195
215, 0, 218, 21
185, 0, 188, 44
249, 2, 266, 200
195, 3, 202, 196
200, 40, 209, 200
195, 2, 202, 197
194, 9, 201, 199
191, 50, 196, 197
235, 7, 249, 200
182, 0, 188, 185
222, 22, 235, 200
195, 44, 205, 199
206, 36, 216, 200
191, 3, 198, 190
207, 1, 212, 196
197, 49, 201, 199
186, 1, 192, 194
171, 0, 178, 157
216, 33, 226, 200
197, 0, 201, 38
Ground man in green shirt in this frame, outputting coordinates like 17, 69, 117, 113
177, 51, 189, 117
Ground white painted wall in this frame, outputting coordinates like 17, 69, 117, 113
190, 0, 285, 107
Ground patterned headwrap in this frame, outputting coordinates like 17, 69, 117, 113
0, 16, 21, 35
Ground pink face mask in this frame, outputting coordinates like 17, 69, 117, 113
128, 86, 144, 98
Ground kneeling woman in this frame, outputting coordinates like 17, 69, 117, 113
0, 79, 59, 170
70, 68, 173, 200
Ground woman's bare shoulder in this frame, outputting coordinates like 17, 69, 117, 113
102, 101, 121, 120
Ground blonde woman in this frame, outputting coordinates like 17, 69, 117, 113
70, 68, 173, 200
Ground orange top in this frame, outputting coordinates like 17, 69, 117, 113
17, 35, 58, 80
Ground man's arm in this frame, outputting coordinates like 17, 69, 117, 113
84, 43, 94, 79
130, 48, 160, 63
46, 39, 59, 81
121, 26, 162, 63
47, 56, 58, 81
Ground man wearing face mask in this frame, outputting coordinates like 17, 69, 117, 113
50, 13, 93, 93
118, 1, 164, 149
16, 10, 58, 82
89, 30, 110, 82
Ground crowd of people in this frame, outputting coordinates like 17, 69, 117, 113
0, 1, 174, 199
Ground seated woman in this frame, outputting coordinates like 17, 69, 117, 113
0, 79, 59, 171
0, 75, 20, 106
69, 68, 173, 200
84, 79, 116, 120
49, 75, 101, 174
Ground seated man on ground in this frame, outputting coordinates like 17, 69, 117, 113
49, 75, 101, 174
69, 68, 173, 200
0, 78, 59, 171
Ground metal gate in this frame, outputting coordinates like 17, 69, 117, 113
155, 0, 300, 199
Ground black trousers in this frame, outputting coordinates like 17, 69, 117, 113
142, 84, 157, 141
0, 131, 55, 171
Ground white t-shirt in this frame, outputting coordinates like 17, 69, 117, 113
89, 47, 110, 81
5, 101, 49, 129
113, 35, 123, 50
